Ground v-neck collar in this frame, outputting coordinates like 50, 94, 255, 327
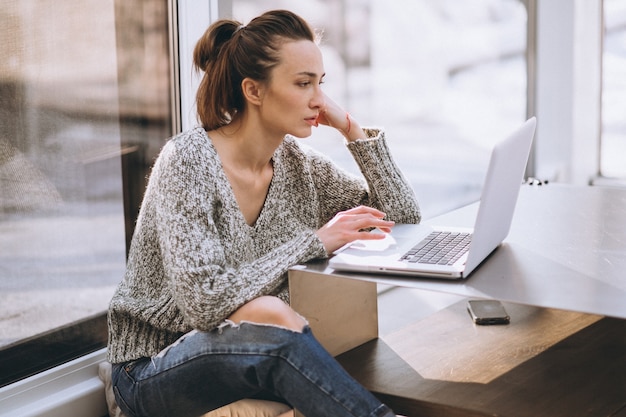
203, 129, 284, 230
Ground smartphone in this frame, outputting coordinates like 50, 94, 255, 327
467, 299, 510, 325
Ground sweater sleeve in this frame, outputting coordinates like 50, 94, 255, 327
153, 139, 326, 332
308, 129, 421, 225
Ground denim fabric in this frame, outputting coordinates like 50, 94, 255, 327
111, 323, 395, 417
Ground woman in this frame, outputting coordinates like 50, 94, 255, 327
108, 9, 420, 417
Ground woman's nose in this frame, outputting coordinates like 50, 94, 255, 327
310, 86, 325, 109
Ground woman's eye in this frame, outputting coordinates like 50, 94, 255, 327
298, 81, 311, 87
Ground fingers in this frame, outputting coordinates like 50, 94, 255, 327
327, 206, 390, 231
334, 211, 394, 232
340, 205, 386, 217
315, 93, 367, 141
316, 94, 342, 128
316, 206, 395, 253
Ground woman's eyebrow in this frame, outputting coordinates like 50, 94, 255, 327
296, 71, 326, 79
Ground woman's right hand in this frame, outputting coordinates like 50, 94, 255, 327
316, 93, 367, 142
316, 206, 395, 254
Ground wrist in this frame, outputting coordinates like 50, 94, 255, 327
342, 113, 367, 142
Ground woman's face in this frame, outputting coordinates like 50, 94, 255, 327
258, 40, 326, 139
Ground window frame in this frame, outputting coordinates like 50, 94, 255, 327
530, 0, 610, 186
0, 315, 107, 387
175, 0, 231, 133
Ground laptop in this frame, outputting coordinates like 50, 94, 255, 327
328, 117, 536, 280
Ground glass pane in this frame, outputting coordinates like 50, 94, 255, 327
233, 0, 527, 218
0, 0, 172, 349
601, 0, 626, 178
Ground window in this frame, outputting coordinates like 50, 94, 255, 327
0, 0, 173, 385
601, 0, 626, 178
233, 0, 528, 217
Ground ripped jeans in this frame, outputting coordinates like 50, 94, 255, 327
111, 322, 396, 417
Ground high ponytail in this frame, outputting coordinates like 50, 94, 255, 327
193, 10, 317, 131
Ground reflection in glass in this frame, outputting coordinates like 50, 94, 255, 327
0, 0, 172, 348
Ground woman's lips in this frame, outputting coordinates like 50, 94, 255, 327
305, 117, 319, 127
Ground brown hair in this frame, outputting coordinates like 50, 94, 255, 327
193, 10, 317, 131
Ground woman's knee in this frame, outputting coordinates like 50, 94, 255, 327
228, 296, 306, 331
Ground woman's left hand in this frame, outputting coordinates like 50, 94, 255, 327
316, 94, 366, 142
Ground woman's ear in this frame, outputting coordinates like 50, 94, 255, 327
241, 78, 264, 106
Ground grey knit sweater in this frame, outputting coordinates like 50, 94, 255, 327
107, 126, 420, 364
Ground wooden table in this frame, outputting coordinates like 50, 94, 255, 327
337, 302, 625, 417
289, 184, 626, 416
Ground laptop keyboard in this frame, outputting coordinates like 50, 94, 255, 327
400, 231, 472, 265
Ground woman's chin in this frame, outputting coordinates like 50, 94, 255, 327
289, 127, 313, 139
